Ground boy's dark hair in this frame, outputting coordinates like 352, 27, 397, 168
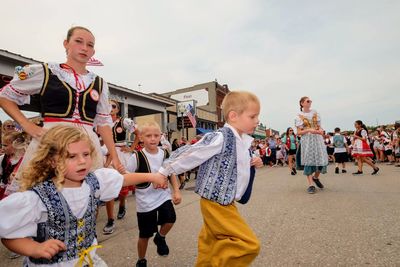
334, 127, 340, 133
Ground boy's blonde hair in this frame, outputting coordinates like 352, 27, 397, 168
138, 121, 162, 134
221, 91, 260, 121
20, 125, 97, 191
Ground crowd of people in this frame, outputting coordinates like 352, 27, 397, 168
0, 25, 399, 267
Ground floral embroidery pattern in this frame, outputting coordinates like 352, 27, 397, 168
30, 173, 101, 264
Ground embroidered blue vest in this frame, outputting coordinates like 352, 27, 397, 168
29, 173, 101, 264
195, 127, 238, 206
333, 135, 345, 148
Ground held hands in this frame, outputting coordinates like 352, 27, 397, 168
31, 239, 66, 260
311, 129, 324, 135
251, 156, 263, 168
152, 172, 169, 189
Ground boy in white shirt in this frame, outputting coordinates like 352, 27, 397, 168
126, 122, 181, 267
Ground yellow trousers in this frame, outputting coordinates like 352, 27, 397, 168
196, 198, 260, 267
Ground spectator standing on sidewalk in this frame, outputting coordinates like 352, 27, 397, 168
295, 96, 329, 194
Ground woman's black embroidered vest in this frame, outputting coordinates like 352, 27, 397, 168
39, 63, 103, 123
113, 118, 126, 143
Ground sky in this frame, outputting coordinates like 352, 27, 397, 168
1, 0, 399, 133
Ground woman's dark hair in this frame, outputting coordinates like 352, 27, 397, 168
286, 127, 293, 136
355, 120, 368, 134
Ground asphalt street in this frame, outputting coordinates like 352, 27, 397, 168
1, 163, 399, 266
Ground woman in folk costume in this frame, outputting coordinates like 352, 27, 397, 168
351, 120, 379, 175
295, 96, 329, 194
0, 26, 123, 194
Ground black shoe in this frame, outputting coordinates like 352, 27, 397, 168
335, 167, 339, 174
307, 186, 316, 194
136, 258, 147, 267
342, 169, 347, 173
154, 232, 169, 256
313, 178, 324, 189
117, 206, 126, 220
352, 171, 363, 175
102, 219, 115, 235
291, 170, 296, 175
292, 167, 297, 174
371, 167, 379, 175
179, 181, 186, 190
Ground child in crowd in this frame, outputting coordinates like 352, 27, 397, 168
352, 120, 379, 175
152, 91, 263, 266
264, 142, 272, 166
102, 99, 139, 235
332, 127, 349, 174
0, 125, 166, 266
125, 122, 181, 267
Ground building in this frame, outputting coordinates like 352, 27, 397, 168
160, 81, 230, 141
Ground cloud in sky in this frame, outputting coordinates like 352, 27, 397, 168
1, 0, 399, 132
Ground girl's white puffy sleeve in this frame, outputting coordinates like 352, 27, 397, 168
0, 191, 46, 239
94, 168, 124, 202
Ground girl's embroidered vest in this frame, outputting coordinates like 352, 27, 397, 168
195, 127, 238, 206
37, 63, 103, 123
112, 118, 126, 143
134, 149, 169, 189
29, 173, 101, 264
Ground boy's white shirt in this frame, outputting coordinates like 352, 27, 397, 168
126, 147, 172, 212
159, 123, 253, 201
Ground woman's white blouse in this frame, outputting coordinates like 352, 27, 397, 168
0, 168, 123, 239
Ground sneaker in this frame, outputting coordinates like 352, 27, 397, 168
103, 219, 115, 235
9, 252, 20, 259
117, 206, 126, 220
335, 167, 339, 174
342, 169, 347, 173
352, 171, 363, 175
371, 167, 379, 175
313, 178, 324, 189
153, 232, 169, 256
307, 186, 316, 194
136, 258, 147, 267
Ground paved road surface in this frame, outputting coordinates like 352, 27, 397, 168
1, 163, 399, 266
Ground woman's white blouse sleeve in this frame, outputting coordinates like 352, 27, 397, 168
94, 168, 123, 202
0, 191, 46, 239
94, 81, 113, 128
295, 114, 303, 128
0, 64, 44, 105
